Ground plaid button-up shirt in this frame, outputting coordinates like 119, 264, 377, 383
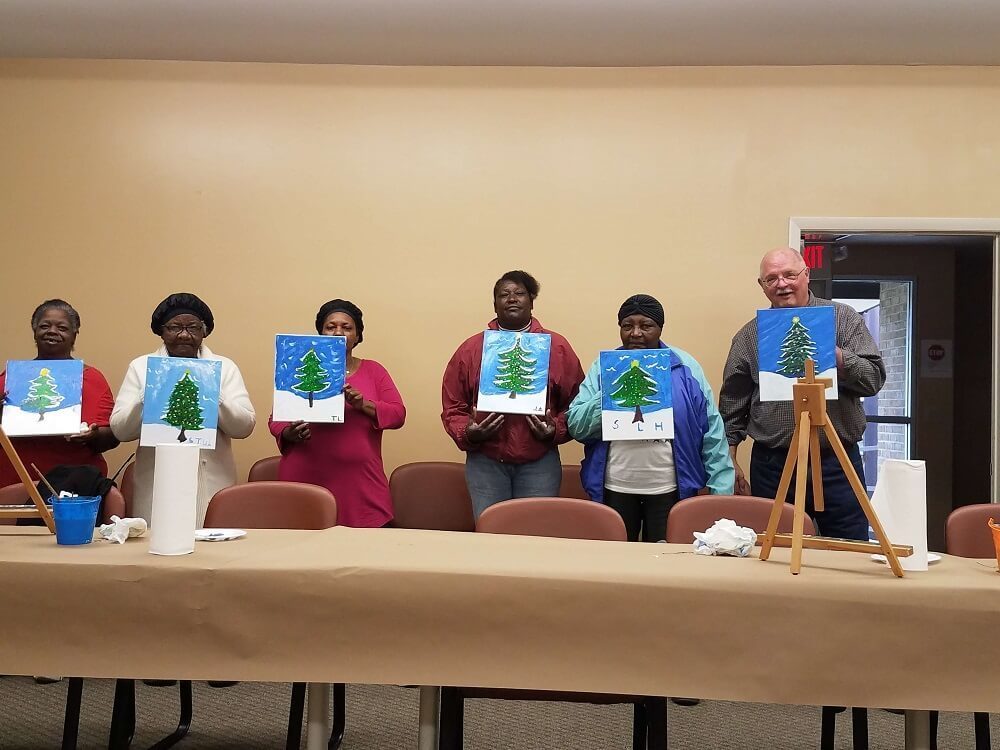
719, 294, 886, 449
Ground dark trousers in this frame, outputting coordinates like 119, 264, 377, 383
604, 488, 680, 543
750, 441, 869, 541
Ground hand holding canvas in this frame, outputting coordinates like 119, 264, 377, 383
526, 409, 556, 442
281, 420, 312, 444
466, 412, 504, 444
64, 424, 100, 446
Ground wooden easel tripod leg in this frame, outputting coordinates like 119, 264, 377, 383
810, 428, 824, 512
821, 422, 905, 578
790, 411, 812, 575
759, 418, 802, 561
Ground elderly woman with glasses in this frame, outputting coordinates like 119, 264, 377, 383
0, 299, 119, 487
110, 292, 256, 526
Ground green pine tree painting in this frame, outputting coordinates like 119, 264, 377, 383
493, 334, 538, 399
776, 315, 818, 377
610, 359, 659, 423
162, 370, 204, 442
292, 348, 330, 407
21, 367, 64, 421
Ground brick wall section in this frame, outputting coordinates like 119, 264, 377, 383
877, 282, 909, 466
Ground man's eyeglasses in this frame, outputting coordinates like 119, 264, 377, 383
760, 267, 807, 289
163, 323, 204, 336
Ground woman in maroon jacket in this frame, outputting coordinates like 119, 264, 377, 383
441, 270, 584, 518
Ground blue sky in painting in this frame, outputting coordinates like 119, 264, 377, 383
143, 357, 221, 429
273, 335, 346, 401
757, 306, 835, 375
4, 359, 84, 411
478, 330, 551, 397
599, 349, 673, 412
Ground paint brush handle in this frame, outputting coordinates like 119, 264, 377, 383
30, 463, 59, 499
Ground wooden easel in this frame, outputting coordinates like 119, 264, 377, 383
0, 425, 56, 532
757, 360, 909, 577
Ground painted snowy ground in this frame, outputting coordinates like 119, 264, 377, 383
477, 390, 547, 416
273, 389, 345, 423
602, 406, 674, 441
758, 368, 838, 402
1, 403, 83, 437
140, 422, 217, 449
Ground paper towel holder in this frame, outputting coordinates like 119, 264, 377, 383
757, 360, 912, 577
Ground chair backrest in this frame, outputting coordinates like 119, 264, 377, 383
558, 464, 592, 500
203, 481, 337, 530
665, 495, 816, 544
120, 462, 135, 517
248, 455, 281, 483
0, 482, 126, 526
389, 461, 475, 532
476, 497, 627, 541
945, 503, 998, 558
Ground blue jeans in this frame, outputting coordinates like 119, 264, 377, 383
465, 449, 562, 519
750, 441, 869, 541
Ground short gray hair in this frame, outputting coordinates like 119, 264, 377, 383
31, 299, 81, 333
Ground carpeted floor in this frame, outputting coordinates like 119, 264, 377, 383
0, 677, 993, 749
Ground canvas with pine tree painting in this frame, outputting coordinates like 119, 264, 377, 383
1, 359, 85, 436
599, 349, 673, 440
140, 357, 222, 448
476, 330, 551, 415
757, 306, 838, 401
272, 334, 347, 422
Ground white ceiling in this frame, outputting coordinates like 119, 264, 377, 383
2, 0, 1000, 67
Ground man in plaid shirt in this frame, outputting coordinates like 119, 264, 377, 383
719, 247, 886, 540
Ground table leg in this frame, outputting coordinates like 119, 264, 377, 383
418, 686, 440, 750
904, 710, 932, 750
306, 683, 331, 750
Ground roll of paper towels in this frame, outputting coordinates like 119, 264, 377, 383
149, 444, 200, 556
870, 459, 928, 571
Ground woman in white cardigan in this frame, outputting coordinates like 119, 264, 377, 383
111, 293, 256, 526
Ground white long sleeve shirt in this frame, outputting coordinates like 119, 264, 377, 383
110, 343, 256, 526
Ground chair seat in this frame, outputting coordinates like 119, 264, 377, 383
458, 687, 647, 704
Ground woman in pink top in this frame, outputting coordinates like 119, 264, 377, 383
268, 299, 406, 527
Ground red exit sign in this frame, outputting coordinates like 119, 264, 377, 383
802, 244, 825, 269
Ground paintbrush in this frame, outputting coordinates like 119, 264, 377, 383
30, 463, 60, 499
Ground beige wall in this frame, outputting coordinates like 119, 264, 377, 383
2, 61, 999, 481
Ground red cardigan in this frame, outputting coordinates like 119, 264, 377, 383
441, 317, 583, 464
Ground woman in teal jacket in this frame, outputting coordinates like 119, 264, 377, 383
568, 295, 733, 542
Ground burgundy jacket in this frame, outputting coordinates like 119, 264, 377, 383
441, 317, 584, 464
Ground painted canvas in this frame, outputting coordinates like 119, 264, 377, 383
273, 334, 347, 422
477, 330, 551, 415
757, 306, 838, 401
600, 349, 674, 440
2, 359, 85, 436
140, 357, 222, 448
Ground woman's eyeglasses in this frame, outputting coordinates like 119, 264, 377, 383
163, 323, 204, 336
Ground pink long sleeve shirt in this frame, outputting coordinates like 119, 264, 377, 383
269, 359, 405, 528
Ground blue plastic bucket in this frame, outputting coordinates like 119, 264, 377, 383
52, 496, 101, 545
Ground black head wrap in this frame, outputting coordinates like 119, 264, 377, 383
150, 293, 215, 336
315, 299, 364, 344
617, 294, 664, 328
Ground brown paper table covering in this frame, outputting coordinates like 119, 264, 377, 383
1, 526, 998, 712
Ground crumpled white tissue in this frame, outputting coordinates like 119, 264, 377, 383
692, 519, 757, 557
99, 515, 148, 544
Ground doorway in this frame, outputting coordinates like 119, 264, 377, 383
789, 219, 998, 550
